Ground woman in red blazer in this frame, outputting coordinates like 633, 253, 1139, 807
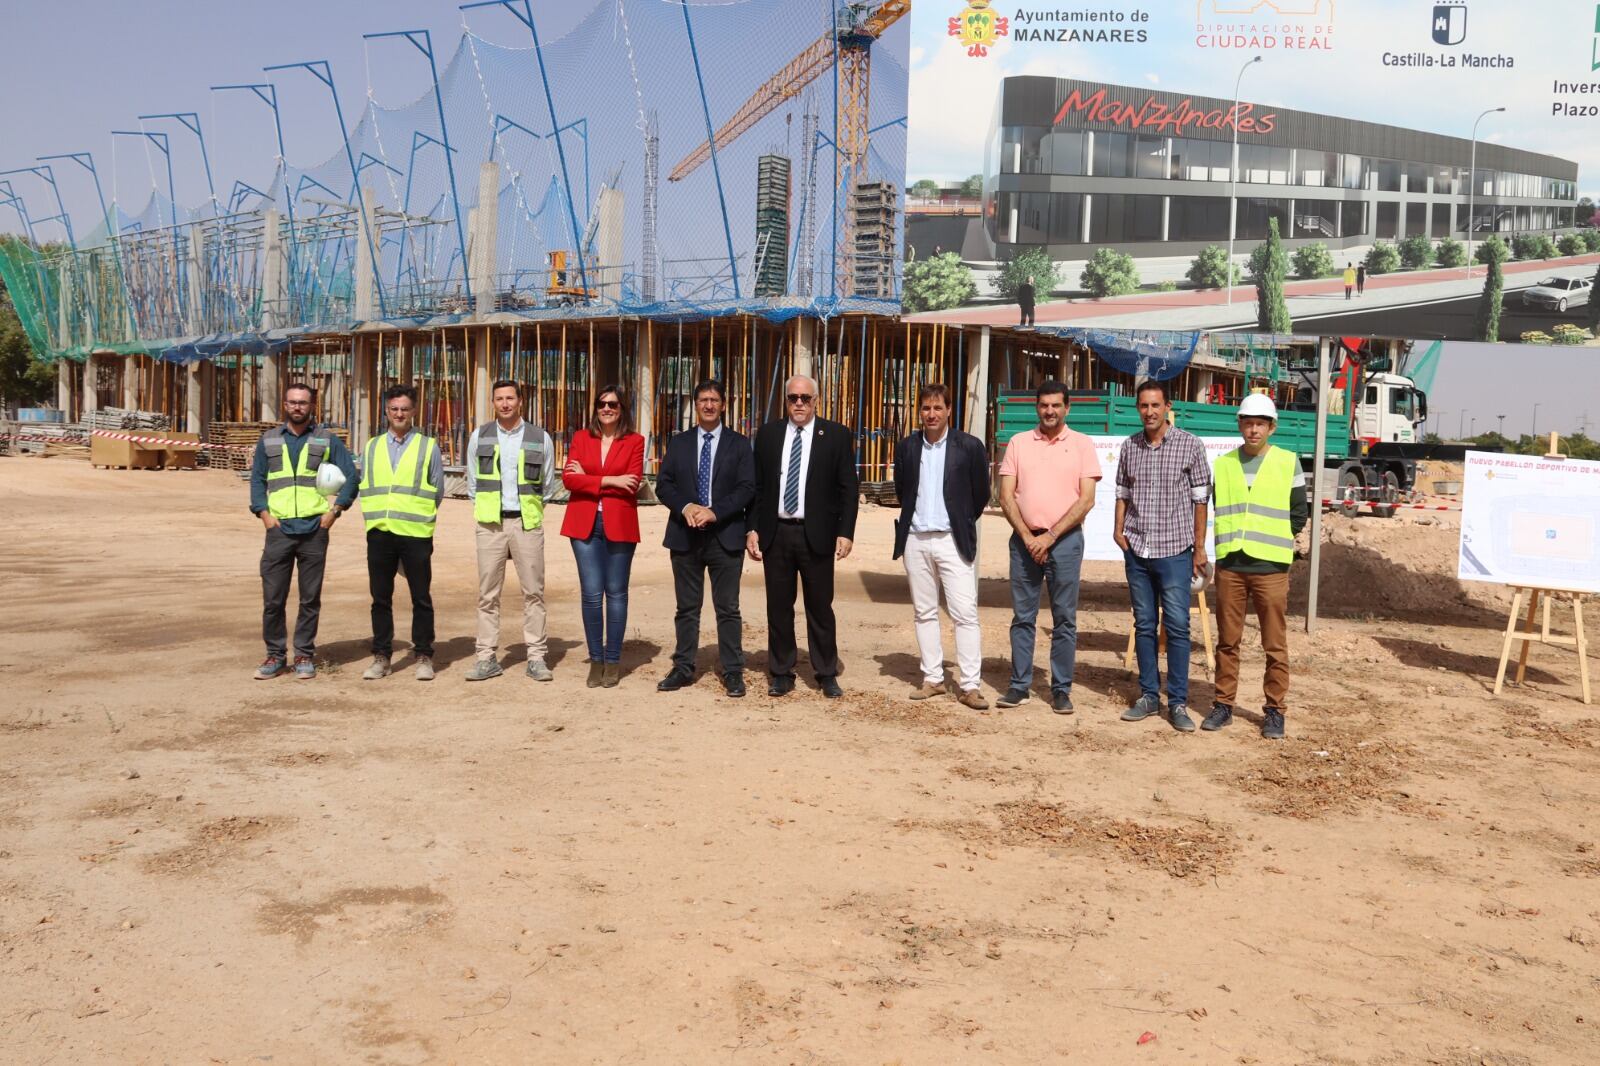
561, 384, 646, 688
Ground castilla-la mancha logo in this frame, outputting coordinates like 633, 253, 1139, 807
949, 0, 1009, 57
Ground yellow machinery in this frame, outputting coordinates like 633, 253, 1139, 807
546, 250, 594, 305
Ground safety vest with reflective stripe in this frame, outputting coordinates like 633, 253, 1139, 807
262, 426, 334, 521
471, 421, 546, 530
1213, 445, 1296, 565
360, 432, 441, 538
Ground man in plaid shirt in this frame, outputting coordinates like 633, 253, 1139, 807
1112, 380, 1211, 732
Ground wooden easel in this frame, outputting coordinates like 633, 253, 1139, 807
1123, 587, 1217, 679
1489, 433, 1593, 705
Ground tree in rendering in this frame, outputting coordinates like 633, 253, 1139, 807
960, 174, 983, 198
910, 179, 940, 200
1289, 242, 1335, 280
1186, 245, 1238, 288
1398, 234, 1434, 270
1473, 235, 1508, 342
1364, 241, 1400, 275
1252, 218, 1292, 332
996, 247, 1060, 303
1079, 248, 1140, 298
902, 252, 977, 313
1433, 236, 1466, 268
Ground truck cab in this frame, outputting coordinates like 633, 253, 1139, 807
1353, 372, 1426, 444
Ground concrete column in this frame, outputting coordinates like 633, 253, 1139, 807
1161, 196, 1171, 242
1287, 198, 1295, 239
56, 358, 72, 416
186, 223, 206, 335
122, 356, 138, 410
58, 259, 73, 350
1335, 200, 1343, 239
354, 188, 378, 322
793, 317, 816, 379
261, 208, 285, 332
82, 354, 98, 415
596, 187, 624, 303
634, 323, 655, 463
1081, 195, 1092, 244
472, 162, 500, 318
260, 353, 284, 423
963, 326, 991, 441
351, 335, 375, 448
186, 361, 205, 435
472, 332, 491, 427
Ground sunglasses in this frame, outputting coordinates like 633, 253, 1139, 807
596, 400, 621, 410
786, 393, 815, 405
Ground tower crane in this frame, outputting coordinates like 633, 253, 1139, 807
669, 0, 908, 297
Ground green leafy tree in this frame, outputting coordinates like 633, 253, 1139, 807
1364, 241, 1400, 274
0, 282, 54, 411
1510, 233, 1557, 261
901, 252, 977, 313
1253, 218, 1292, 332
910, 178, 940, 199
1079, 248, 1139, 297
1289, 242, 1335, 280
1473, 237, 1508, 342
1434, 236, 1466, 267
959, 174, 983, 198
1186, 245, 1239, 288
1398, 233, 1434, 270
995, 247, 1060, 304
1583, 229, 1600, 253
1577, 196, 1595, 221
1557, 233, 1583, 256
1474, 234, 1510, 265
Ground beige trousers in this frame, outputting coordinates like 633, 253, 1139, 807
475, 521, 547, 662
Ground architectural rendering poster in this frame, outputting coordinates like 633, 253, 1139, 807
1457, 450, 1600, 593
905, 1, 1600, 346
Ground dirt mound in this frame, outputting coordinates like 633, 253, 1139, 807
1223, 723, 1419, 819
822, 689, 980, 736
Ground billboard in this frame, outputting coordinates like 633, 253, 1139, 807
904, 1, 1600, 346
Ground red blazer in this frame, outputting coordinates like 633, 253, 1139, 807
560, 430, 645, 542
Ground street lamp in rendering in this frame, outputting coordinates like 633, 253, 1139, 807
1465, 106, 1506, 278
1226, 54, 1261, 307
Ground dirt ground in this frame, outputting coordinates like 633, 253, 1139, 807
2, 457, 1597, 1065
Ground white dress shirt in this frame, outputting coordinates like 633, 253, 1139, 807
775, 418, 815, 520
909, 430, 952, 534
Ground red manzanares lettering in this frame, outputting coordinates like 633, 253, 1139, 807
1052, 88, 1277, 135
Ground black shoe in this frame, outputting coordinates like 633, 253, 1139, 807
768, 675, 795, 697
1168, 702, 1197, 733
1201, 703, 1233, 731
995, 687, 1030, 708
723, 672, 746, 698
656, 668, 694, 692
1261, 707, 1285, 740
1051, 691, 1074, 715
818, 675, 844, 699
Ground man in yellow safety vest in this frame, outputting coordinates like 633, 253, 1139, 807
249, 382, 359, 680
466, 380, 557, 681
1204, 392, 1308, 739
360, 384, 444, 681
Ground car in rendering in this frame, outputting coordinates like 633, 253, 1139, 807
1518, 275, 1593, 312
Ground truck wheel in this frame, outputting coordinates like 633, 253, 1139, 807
1373, 503, 1399, 518
1382, 470, 1401, 503
1338, 470, 1363, 519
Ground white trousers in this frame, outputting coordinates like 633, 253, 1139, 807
903, 529, 982, 691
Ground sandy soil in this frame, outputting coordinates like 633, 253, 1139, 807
2, 457, 1597, 1065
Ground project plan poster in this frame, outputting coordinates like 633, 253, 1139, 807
1457, 450, 1600, 593
904, 1, 1600, 345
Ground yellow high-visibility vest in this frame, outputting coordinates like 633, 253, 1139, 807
360, 432, 441, 538
471, 421, 545, 530
1213, 445, 1296, 565
262, 426, 334, 520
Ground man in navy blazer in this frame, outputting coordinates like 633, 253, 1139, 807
656, 379, 757, 697
892, 383, 992, 709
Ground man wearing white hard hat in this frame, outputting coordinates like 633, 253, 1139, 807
248, 382, 359, 680
1113, 380, 1212, 733
1205, 392, 1307, 739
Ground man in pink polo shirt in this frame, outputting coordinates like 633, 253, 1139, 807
996, 380, 1103, 713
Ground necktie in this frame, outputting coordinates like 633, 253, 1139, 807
783, 425, 803, 516
697, 431, 713, 508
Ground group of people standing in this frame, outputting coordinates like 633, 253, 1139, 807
249, 374, 1305, 739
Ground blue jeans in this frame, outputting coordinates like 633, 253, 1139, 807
1124, 548, 1193, 706
1008, 527, 1084, 696
570, 513, 636, 664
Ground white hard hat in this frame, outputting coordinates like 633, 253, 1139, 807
1238, 393, 1278, 421
315, 463, 348, 497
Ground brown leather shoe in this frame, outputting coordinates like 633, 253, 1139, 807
586, 662, 604, 689
601, 663, 620, 688
909, 681, 945, 700
958, 688, 990, 710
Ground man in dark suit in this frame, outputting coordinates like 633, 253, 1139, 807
655, 379, 756, 697
892, 383, 991, 710
747, 374, 860, 698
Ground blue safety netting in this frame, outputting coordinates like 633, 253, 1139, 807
1029, 325, 1203, 382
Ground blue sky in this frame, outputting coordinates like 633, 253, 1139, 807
909, 0, 1600, 199
1429, 340, 1597, 439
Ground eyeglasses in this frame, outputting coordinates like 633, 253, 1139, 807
596, 400, 621, 410
785, 393, 815, 405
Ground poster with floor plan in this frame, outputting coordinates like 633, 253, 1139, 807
1457, 450, 1600, 593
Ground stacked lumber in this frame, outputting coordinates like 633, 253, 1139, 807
1, 419, 89, 460
84, 407, 171, 432
861, 481, 899, 507
204, 422, 350, 471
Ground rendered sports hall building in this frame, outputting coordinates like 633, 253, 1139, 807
950, 75, 1580, 262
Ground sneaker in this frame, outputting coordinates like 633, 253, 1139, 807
909, 681, 945, 701
362, 655, 391, 681
415, 656, 434, 682
525, 659, 553, 682
293, 655, 316, 680
1121, 694, 1161, 722
957, 688, 989, 710
1051, 691, 1074, 715
1261, 707, 1286, 740
465, 658, 503, 682
254, 656, 286, 680
995, 687, 1030, 708
1201, 703, 1234, 731
1168, 702, 1197, 733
